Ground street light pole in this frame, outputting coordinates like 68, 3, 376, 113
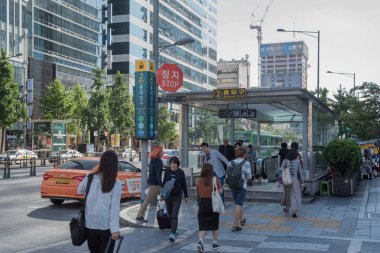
1, 53, 22, 60
141, 0, 194, 203
277, 28, 320, 98
326, 70, 356, 96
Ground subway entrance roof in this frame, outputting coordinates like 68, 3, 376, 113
162, 87, 335, 123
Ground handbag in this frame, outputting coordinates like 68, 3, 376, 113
211, 177, 225, 214
70, 173, 94, 246
281, 166, 292, 185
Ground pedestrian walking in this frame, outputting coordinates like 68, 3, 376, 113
136, 146, 164, 222
280, 148, 304, 217
219, 139, 235, 161
77, 150, 122, 253
290, 142, 303, 170
162, 156, 188, 242
226, 147, 252, 231
201, 142, 229, 203
196, 163, 222, 252
278, 142, 289, 166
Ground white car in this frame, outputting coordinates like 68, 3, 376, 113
0, 150, 18, 164
13, 149, 38, 163
122, 148, 137, 159
60, 150, 83, 159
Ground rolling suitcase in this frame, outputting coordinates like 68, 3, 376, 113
104, 236, 124, 253
156, 201, 171, 230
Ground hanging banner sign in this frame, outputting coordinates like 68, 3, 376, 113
134, 59, 156, 140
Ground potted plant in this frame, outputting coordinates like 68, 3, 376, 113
323, 139, 362, 196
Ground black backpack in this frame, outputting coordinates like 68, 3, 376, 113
226, 160, 246, 189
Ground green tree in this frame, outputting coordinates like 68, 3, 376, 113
0, 50, 27, 151
332, 82, 380, 140
67, 83, 88, 139
196, 109, 224, 144
157, 105, 177, 147
41, 79, 72, 120
310, 87, 329, 105
83, 68, 110, 144
109, 71, 134, 137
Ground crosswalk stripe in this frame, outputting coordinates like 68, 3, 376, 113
206, 232, 267, 242
257, 242, 330, 251
181, 243, 252, 252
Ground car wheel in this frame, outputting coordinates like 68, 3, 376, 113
50, 199, 64, 205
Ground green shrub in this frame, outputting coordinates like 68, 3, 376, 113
323, 139, 361, 177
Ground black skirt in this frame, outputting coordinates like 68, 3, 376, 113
198, 198, 219, 231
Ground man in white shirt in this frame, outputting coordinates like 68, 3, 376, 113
200, 142, 229, 203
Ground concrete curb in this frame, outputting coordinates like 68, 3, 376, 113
119, 204, 154, 228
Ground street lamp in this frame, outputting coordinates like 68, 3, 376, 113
326, 70, 356, 95
277, 28, 320, 98
0, 53, 23, 60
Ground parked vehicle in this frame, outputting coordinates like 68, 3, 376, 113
13, 150, 38, 164
48, 149, 82, 163
0, 150, 18, 164
121, 148, 137, 160
161, 149, 180, 167
40, 157, 141, 205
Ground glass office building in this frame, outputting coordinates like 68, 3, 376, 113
32, 0, 104, 89
260, 41, 309, 89
108, 0, 217, 91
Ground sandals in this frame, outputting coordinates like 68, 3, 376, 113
232, 226, 242, 232
240, 218, 246, 226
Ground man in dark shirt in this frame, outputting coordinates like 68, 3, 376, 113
219, 139, 235, 161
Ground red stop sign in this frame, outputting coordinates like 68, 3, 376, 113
156, 64, 183, 92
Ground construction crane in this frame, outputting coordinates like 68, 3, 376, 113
250, 0, 274, 87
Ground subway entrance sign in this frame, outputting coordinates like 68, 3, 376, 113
213, 88, 246, 99
218, 109, 256, 119
134, 59, 156, 140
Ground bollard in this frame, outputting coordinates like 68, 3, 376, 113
6, 158, 10, 179
30, 158, 36, 176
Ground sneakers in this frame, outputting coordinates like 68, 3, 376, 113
197, 240, 204, 252
232, 226, 242, 232
136, 216, 147, 222
212, 243, 220, 250
169, 233, 176, 242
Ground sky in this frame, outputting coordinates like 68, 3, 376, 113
217, 0, 380, 97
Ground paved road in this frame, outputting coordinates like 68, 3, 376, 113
0, 176, 139, 253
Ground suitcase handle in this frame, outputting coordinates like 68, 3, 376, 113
104, 235, 124, 253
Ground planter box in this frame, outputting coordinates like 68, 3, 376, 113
331, 171, 359, 197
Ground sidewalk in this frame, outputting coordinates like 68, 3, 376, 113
27, 178, 380, 252
120, 177, 380, 252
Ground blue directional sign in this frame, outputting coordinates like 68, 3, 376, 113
134, 60, 156, 140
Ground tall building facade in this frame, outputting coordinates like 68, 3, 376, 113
260, 41, 308, 89
32, 0, 104, 90
217, 57, 250, 89
107, 0, 217, 91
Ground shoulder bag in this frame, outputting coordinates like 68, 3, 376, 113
281, 161, 292, 186
69, 173, 94, 246
212, 177, 225, 214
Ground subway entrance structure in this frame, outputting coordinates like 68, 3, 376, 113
166, 87, 337, 196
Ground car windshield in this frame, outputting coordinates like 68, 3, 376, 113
58, 160, 99, 170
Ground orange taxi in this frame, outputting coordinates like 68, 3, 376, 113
41, 157, 141, 205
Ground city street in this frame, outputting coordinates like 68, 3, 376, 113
2, 172, 380, 252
